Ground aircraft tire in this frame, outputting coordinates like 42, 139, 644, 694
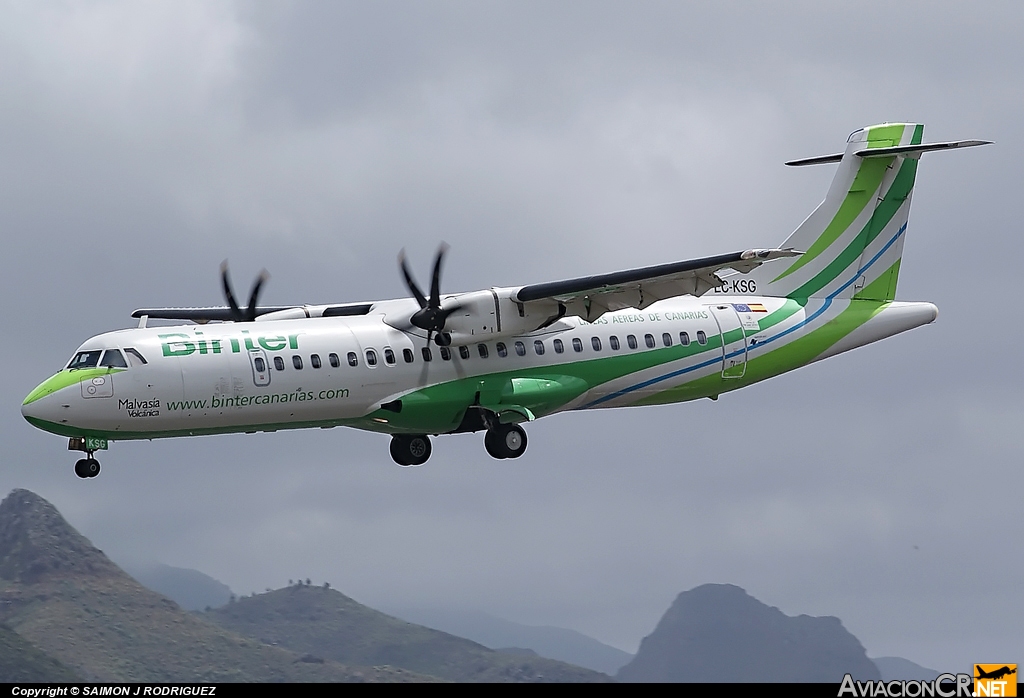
483, 430, 507, 459
390, 435, 431, 466
75, 458, 100, 479
485, 424, 527, 459
74, 459, 90, 479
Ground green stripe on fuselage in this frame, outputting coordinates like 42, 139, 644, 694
636, 272, 897, 406
23, 368, 125, 405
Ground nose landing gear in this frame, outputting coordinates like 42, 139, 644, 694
484, 423, 528, 460
68, 436, 106, 479
74, 458, 101, 479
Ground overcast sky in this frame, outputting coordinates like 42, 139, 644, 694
1, 1, 1020, 671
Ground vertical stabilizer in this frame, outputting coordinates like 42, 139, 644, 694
747, 123, 924, 301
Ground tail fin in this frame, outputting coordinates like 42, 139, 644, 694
746, 123, 986, 301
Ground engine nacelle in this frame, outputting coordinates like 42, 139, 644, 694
443, 289, 563, 345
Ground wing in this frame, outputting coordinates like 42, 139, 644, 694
512, 248, 800, 323
130, 303, 374, 323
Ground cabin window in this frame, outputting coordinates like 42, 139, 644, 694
514, 341, 526, 357
609, 336, 620, 351
384, 348, 396, 365
329, 353, 340, 368
274, 356, 285, 371
627, 334, 638, 350
644, 334, 656, 349
422, 347, 433, 362
679, 332, 690, 346
553, 339, 564, 354
365, 349, 377, 366
311, 354, 322, 369
591, 337, 602, 351
478, 344, 489, 359
99, 349, 128, 368
572, 338, 583, 352
124, 347, 148, 366
403, 348, 414, 363
663, 333, 673, 347
347, 352, 358, 367
292, 355, 303, 370
254, 357, 266, 373
459, 345, 471, 360
697, 330, 707, 345
440, 346, 452, 361
496, 342, 508, 358
534, 340, 545, 355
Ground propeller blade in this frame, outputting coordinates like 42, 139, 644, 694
398, 249, 429, 309
429, 242, 449, 309
246, 270, 269, 322
220, 261, 244, 321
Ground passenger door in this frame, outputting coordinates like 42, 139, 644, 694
708, 304, 748, 379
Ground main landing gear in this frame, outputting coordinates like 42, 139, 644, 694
484, 424, 528, 460
390, 434, 432, 466
388, 424, 529, 466
68, 436, 104, 479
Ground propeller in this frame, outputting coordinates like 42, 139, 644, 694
398, 243, 458, 346
221, 260, 269, 322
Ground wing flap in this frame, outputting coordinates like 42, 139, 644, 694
514, 248, 800, 323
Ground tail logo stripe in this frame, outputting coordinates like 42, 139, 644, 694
582, 221, 907, 409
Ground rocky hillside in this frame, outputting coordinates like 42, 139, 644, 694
617, 584, 880, 682
0, 489, 429, 682
203, 584, 610, 682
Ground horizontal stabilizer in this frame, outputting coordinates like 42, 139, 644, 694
786, 153, 844, 167
788, 139, 991, 166
855, 139, 992, 158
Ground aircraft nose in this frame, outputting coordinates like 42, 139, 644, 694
22, 373, 74, 432
22, 389, 54, 427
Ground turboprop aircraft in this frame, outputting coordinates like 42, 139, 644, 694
22, 123, 988, 478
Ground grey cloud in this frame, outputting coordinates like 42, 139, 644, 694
1, 0, 1021, 669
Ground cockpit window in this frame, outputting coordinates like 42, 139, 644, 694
99, 349, 128, 368
124, 347, 148, 366
67, 350, 101, 370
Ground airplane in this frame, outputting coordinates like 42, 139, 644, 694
975, 666, 1016, 681
21, 123, 989, 478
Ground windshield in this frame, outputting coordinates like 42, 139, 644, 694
99, 349, 128, 368
67, 350, 101, 370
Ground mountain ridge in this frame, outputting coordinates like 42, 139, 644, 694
202, 584, 611, 682
617, 583, 881, 683
0, 489, 432, 682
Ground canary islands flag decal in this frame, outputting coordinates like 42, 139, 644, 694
974, 664, 1017, 697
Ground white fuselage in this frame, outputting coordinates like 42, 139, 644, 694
22, 294, 938, 441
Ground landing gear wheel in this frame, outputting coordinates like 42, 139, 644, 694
389, 435, 432, 466
74, 458, 100, 479
484, 430, 506, 459
484, 424, 528, 459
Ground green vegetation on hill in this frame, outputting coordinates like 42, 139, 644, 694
203, 584, 610, 682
